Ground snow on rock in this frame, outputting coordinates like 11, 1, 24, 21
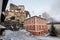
34, 36, 60, 40
5, 30, 13, 36
19, 29, 27, 32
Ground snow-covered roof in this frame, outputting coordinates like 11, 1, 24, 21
24, 16, 46, 22
0, 25, 6, 28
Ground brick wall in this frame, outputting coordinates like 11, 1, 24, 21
24, 16, 48, 36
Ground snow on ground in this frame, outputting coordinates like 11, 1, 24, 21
0, 29, 60, 40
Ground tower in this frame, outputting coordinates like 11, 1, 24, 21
17, 5, 25, 12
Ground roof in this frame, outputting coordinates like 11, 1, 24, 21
10, 3, 17, 7
47, 22, 60, 24
24, 16, 46, 22
18, 5, 24, 7
0, 25, 6, 28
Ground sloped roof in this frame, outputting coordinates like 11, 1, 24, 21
10, 3, 17, 7
10, 3, 17, 10
18, 5, 24, 7
47, 22, 60, 24
24, 16, 46, 22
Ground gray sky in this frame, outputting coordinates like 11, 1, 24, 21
6, 0, 60, 21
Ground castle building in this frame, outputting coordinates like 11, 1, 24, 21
17, 5, 25, 12
23, 16, 48, 36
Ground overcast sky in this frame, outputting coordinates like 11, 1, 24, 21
6, 0, 60, 21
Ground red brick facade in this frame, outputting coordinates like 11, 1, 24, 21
23, 16, 48, 36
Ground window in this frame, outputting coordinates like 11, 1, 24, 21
31, 25, 35, 30
32, 20, 34, 24
39, 25, 41, 30
37, 19, 38, 22
32, 20, 33, 23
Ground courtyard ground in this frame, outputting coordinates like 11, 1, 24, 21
0, 29, 60, 40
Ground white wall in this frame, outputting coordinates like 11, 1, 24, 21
47, 24, 60, 35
